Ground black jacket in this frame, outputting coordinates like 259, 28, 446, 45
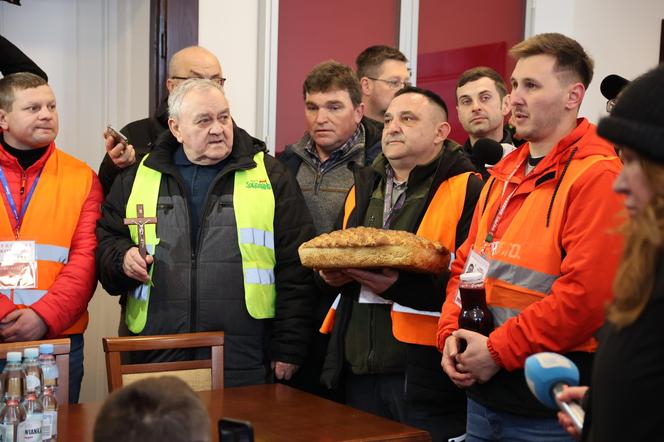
96, 124, 317, 386
98, 99, 170, 195
321, 142, 483, 410
583, 256, 664, 442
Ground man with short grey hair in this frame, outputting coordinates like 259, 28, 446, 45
97, 79, 316, 387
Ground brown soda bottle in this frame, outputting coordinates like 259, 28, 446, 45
457, 272, 494, 352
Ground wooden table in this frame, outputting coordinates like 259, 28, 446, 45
58, 384, 431, 441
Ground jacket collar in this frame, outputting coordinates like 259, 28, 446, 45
489, 118, 615, 185
145, 122, 265, 176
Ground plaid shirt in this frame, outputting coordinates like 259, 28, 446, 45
304, 125, 363, 173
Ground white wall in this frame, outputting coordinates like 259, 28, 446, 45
529, 0, 664, 123
0, 0, 150, 403
199, 0, 260, 138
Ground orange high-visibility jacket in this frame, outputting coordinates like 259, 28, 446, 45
321, 169, 479, 346
438, 119, 624, 370
0, 143, 102, 336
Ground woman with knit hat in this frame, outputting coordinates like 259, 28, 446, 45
557, 64, 664, 441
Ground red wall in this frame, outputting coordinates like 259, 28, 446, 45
276, 0, 400, 153
417, 0, 525, 142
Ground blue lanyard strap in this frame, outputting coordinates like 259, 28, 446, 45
0, 166, 43, 235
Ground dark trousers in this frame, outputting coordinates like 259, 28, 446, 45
68, 333, 84, 403
345, 372, 408, 422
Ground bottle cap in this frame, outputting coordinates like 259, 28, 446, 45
459, 272, 484, 283
6, 351, 22, 362
24, 348, 39, 359
39, 343, 54, 354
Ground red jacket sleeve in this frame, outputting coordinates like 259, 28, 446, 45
437, 193, 483, 351
30, 173, 103, 337
487, 166, 623, 370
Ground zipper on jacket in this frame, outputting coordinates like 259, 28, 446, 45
314, 170, 322, 195
20, 171, 26, 196
189, 250, 198, 337
368, 306, 375, 373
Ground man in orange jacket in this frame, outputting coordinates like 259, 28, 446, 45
0, 72, 102, 403
438, 33, 624, 440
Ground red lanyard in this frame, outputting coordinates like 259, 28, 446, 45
481, 159, 524, 254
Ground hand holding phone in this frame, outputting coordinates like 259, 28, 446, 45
103, 124, 136, 168
105, 125, 128, 147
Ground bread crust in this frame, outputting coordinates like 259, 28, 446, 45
298, 226, 450, 274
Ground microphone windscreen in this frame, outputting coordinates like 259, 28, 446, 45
473, 138, 504, 166
524, 352, 580, 409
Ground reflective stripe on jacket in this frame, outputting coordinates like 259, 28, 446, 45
124, 152, 277, 332
322, 172, 475, 346
0, 148, 95, 334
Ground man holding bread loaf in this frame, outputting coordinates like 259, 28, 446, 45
318, 86, 483, 441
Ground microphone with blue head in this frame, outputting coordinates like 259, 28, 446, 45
525, 352, 585, 433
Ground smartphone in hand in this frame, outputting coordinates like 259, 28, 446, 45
105, 124, 128, 147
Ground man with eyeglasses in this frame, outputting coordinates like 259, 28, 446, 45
98, 46, 225, 195
356, 45, 410, 124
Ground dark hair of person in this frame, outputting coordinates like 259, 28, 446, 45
394, 86, 448, 119
93, 376, 211, 442
456, 66, 508, 99
302, 60, 362, 107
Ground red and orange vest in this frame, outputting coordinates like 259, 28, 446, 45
0, 150, 95, 335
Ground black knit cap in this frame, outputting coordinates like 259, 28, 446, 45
597, 65, 664, 163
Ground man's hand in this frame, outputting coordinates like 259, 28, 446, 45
441, 335, 477, 388
318, 269, 354, 287
0, 309, 48, 342
104, 130, 136, 169
123, 247, 154, 283
453, 329, 500, 383
344, 268, 399, 294
271, 361, 299, 381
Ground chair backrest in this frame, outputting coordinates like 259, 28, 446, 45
0, 338, 70, 405
102, 332, 224, 393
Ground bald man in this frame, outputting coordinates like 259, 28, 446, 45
98, 46, 224, 194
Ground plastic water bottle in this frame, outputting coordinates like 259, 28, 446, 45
21, 348, 43, 441
23, 348, 42, 397
0, 352, 26, 442
38, 345, 58, 442
37, 345, 58, 394
39, 384, 56, 442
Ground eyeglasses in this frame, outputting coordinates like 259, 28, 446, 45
367, 77, 411, 90
170, 76, 227, 87
606, 98, 616, 113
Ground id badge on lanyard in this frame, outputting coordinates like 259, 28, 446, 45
0, 240, 37, 289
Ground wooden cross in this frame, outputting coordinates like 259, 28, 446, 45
123, 204, 157, 260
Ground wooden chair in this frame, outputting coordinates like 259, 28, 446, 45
0, 338, 70, 405
102, 331, 224, 393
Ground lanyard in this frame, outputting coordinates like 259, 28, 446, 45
382, 168, 407, 229
0, 166, 43, 238
481, 158, 524, 254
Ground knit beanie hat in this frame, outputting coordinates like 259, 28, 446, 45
597, 65, 664, 163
